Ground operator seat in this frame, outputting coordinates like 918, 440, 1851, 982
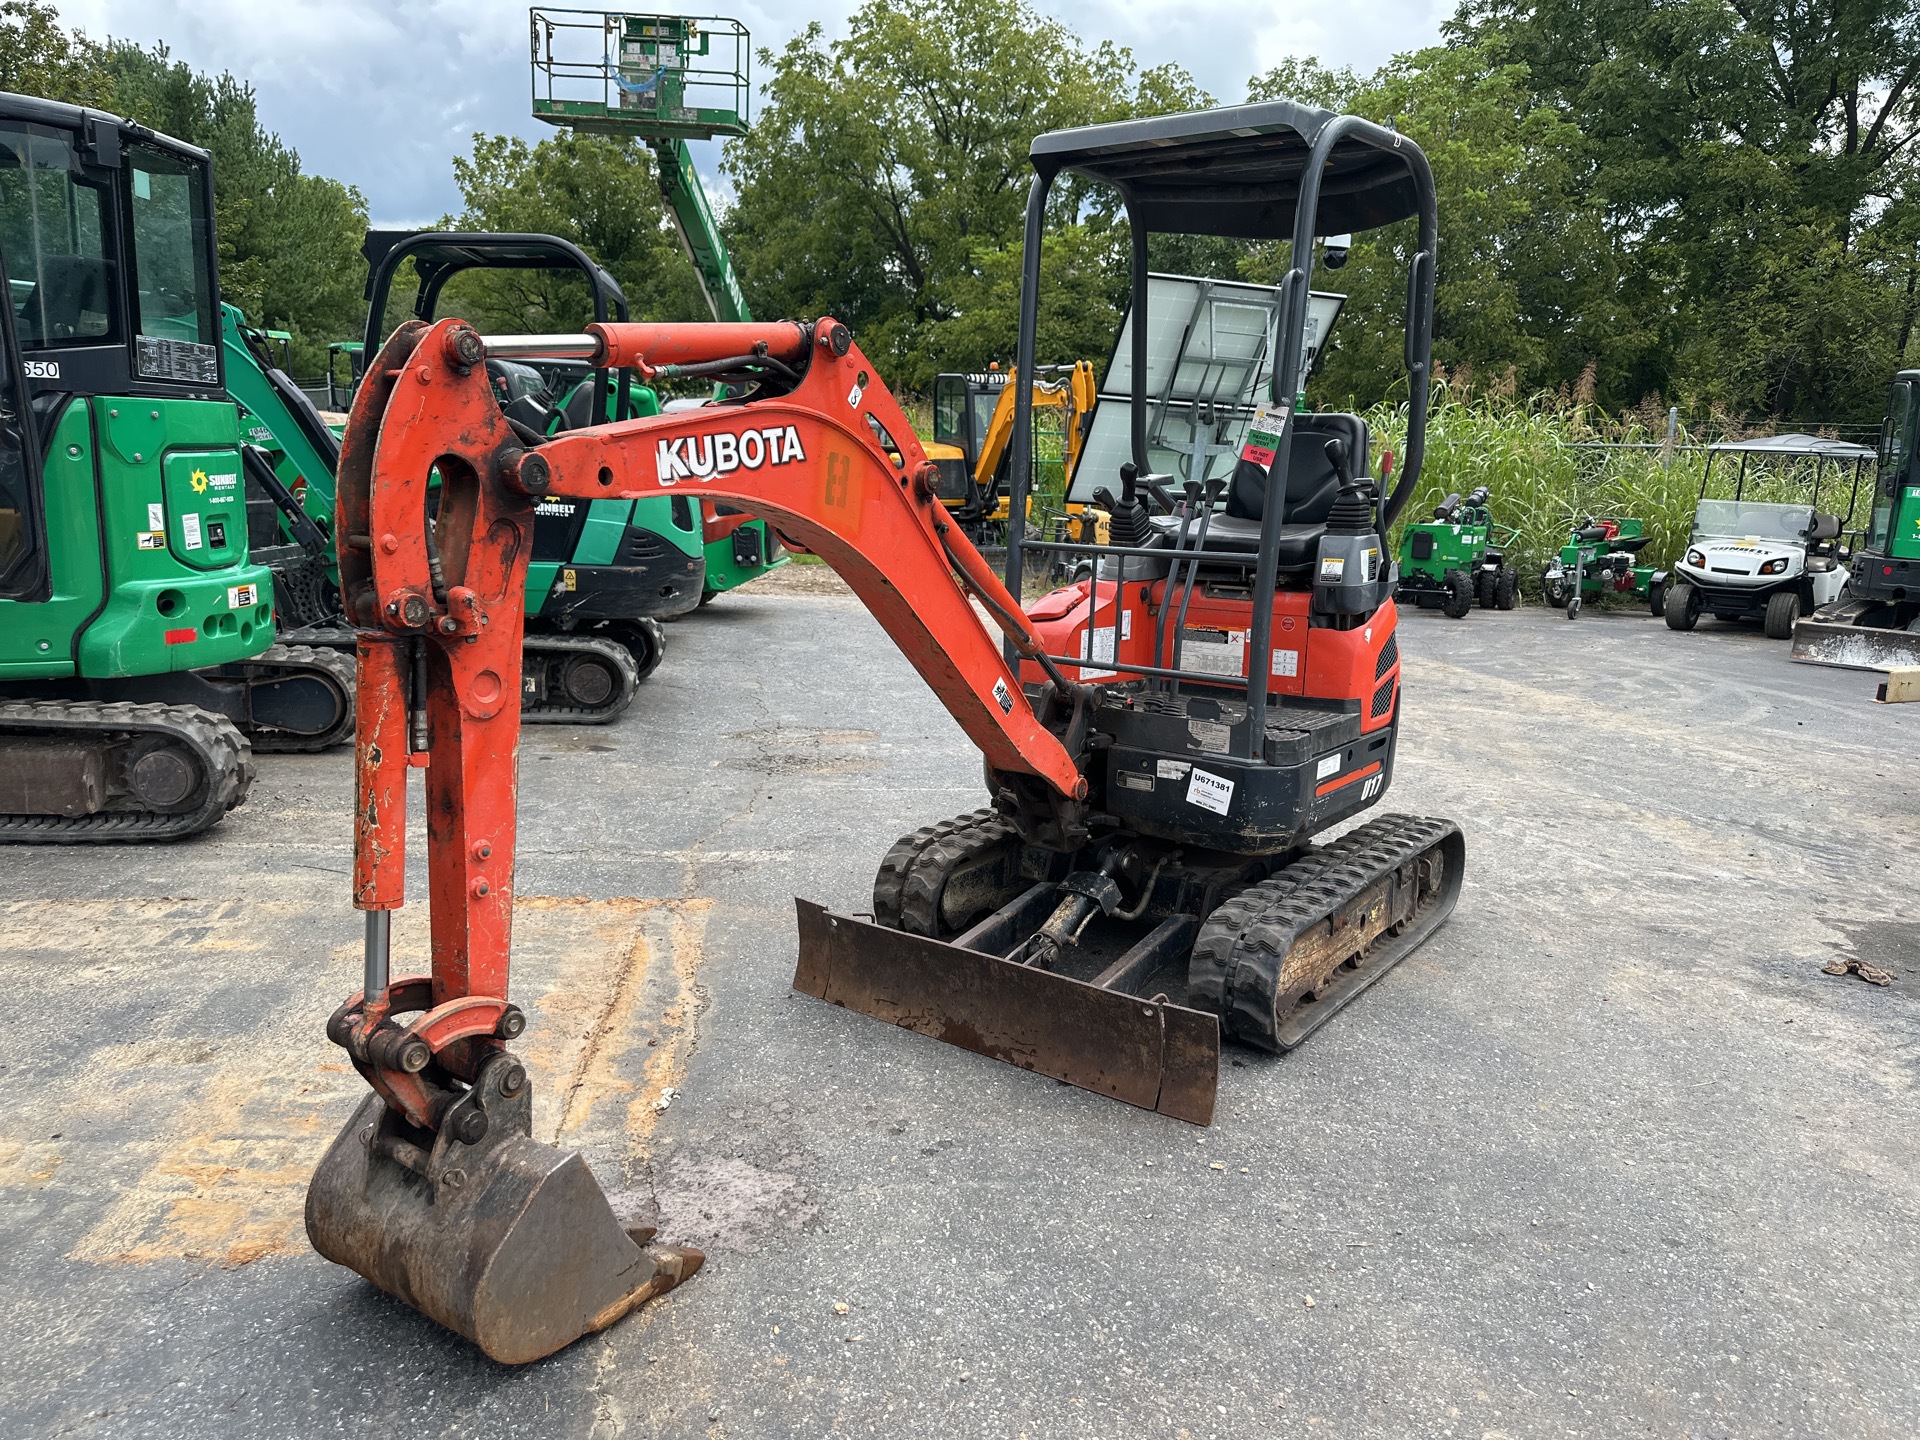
18, 255, 113, 344
1151, 412, 1369, 572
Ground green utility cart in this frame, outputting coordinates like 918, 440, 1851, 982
1396, 486, 1517, 617
1540, 517, 1669, 619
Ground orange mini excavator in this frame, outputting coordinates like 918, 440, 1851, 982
306, 100, 1462, 1362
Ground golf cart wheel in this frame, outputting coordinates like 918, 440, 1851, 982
1647, 578, 1669, 618
1664, 580, 1701, 631
1763, 590, 1802, 640
1495, 566, 1518, 610
1475, 568, 1497, 609
1441, 569, 1474, 619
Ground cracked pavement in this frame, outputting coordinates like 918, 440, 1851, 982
1, 586, 1916, 1438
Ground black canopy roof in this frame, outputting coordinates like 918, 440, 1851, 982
1029, 100, 1424, 240
362, 230, 617, 285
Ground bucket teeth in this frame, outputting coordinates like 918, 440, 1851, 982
305, 1051, 700, 1364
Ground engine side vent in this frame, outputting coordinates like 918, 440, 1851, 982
1374, 633, 1399, 680
1370, 678, 1395, 719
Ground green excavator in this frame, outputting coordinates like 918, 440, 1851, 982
224, 230, 705, 713
530, 6, 786, 599
1791, 370, 1920, 669
0, 93, 354, 841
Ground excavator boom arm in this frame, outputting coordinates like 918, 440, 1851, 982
329, 316, 1087, 1115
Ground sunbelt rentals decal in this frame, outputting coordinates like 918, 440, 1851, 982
655, 426, 805, 485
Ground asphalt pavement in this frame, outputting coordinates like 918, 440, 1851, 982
2, 582, 1915, 1439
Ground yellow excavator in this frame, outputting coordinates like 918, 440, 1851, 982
925, 361, 1101, 548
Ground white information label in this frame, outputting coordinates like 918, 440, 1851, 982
1181, 628, 1245, 676
1319, 554, 1346, 580
147, 502, 165, 531
1083, 627, 1116, 665
1273, 648, 1300, 678
227, 583, 258, 609
181, 513, 203, 550
1316, 753, 1341, 780
1186, 767, 1235, 815
1188, 718, 1232, 753
137, 531, 165, 549
1155, 759, 1191, 780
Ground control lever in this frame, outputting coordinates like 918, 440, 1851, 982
1324, 437, 1354, 487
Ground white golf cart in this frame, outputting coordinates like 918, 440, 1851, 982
1664, 433, 1872, 639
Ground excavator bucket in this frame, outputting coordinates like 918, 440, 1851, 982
792, 899, 1220, 1125
306, 1051, 701, 1365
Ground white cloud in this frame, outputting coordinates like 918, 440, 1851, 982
54, 0, 1448, 223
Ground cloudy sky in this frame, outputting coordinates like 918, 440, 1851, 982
56, 0, 1452, 226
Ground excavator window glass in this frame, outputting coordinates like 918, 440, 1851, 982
933, 374, 966, 445
1874, 380, 1918, 549
0, 123, 116, 347
969, 388, 1000, 453
0, 271, 41, 595
123, 142, 218, 382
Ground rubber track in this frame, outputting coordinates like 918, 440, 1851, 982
1189, 813, 1461, 1049
0, 699, 253, 843
284, 626, 640, 725
871, 808, 1014, 934
245, 643, 357, 753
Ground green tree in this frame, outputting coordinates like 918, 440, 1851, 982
1448, 0, 1920, 420
1246, 44, 1631, 409
427, 130, 705, 336
0, 0, 109, 108
722, 0, 1203, 390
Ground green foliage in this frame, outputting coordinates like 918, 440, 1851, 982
0, 0, 107, 107
1446, 0, 1920, 421
428, 130, 705, 336
1370, 388, 1866, 597
1372, 393, 1704, 591
721, 0, 1206, 390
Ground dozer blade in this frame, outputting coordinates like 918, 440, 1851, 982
306, 1052, 701, 1365
792, 898, 1219, 1125
1790, 614, 1920, 671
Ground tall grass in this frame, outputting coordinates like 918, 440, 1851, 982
1366, 384, 1868, 593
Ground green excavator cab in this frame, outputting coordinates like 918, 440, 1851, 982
0, 94, 353, 842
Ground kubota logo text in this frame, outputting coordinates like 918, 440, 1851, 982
656, 426, 806, 484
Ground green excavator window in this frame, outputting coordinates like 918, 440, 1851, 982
0, 265, 42, 597
1871, 380, 1917, 551
0, 123, 116, 348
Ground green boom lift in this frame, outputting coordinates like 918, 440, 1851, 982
0, 94, 354, 842
530, 6, 787, 598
